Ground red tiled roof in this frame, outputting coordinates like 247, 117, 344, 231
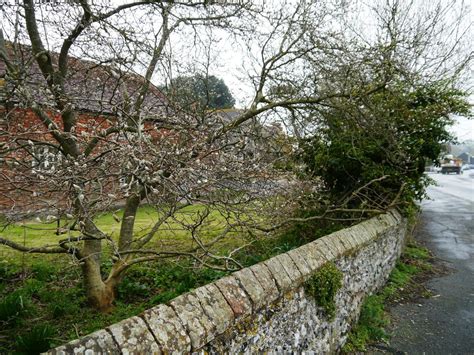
0, 42, 170, 117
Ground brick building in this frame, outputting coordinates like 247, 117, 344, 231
0, 43, 172, 215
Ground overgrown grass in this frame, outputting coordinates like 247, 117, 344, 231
0, 204, 240, 353
344, 294, 388, 352
343, 242, 433, 353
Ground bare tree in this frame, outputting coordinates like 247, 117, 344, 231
0, 0, 267, 311
0, 0, 314, 311
0, 0, 471, 311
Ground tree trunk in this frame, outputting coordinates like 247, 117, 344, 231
81, 235, 116, 312
118, 192, 142, 252
82, 255, 116, 312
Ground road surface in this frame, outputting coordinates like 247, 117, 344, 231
388, 171, 474, 354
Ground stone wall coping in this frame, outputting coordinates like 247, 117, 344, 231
46, 210, 402, 354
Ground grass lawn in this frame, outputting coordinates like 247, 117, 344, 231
0, 204, 251, 264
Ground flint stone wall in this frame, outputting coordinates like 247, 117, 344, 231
47, 210, 407, 354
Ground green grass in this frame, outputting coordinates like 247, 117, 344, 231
0, 204, 251, 264
0, 204, 252, 353
343, 242, 432, 353
344, 294, 387, 352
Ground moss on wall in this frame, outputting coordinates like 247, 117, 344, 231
304, 262, 343, 319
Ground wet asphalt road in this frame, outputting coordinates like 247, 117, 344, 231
388, 172, 474, 354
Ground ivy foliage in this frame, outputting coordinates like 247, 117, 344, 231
299, 81, 472, 213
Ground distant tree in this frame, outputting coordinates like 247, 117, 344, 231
163, 74, 235, 111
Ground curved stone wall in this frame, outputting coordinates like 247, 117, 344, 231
47, 210, 407, 354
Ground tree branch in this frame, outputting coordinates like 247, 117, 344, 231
0, 237, 69, 254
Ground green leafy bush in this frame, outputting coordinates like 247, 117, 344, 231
235, 219, 347, 268
117, 262, 227, 305
298, 82, 471, 215
22, 279, 46, 298
118, 279, 151, 300
0, 261, 19, 280
30, 262, 57, 282
46, 290, 81, 319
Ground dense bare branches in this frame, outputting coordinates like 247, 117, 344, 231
0, 0, 471, 310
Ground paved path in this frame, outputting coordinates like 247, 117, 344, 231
388, 172, 474, 354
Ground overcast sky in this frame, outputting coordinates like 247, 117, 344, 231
451, 116, 474, 142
